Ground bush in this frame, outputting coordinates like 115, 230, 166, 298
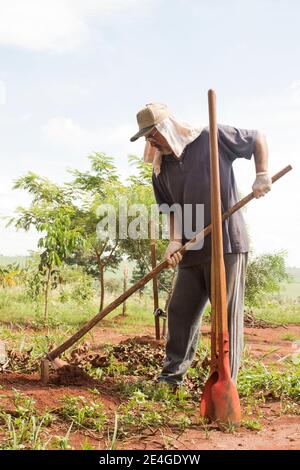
245, 251, 290, 307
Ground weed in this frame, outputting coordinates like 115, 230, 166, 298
12, 389, 36, 415
196, 416, 212, 439
221, 422, 238, 433
59, 395, 107, 433
51, 423, 73, 450
116, 379, 192, 413
281, 333, 299, 342
238, 362, 300, 401
241, 419, 263, 431
108, 413, 119, 450
85, 364, 104, 381
106, 355, 128, 376
280, 400, 300, 415
0, 413, 50, 450
88, 388, 101, 395
0, 390, 55, 450
117, 389, 192, 436
81, 437, 94, 450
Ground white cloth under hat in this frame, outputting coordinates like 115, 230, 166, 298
143, 114, 204, 176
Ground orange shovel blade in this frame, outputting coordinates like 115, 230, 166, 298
200, 370, 218, 421
200, 370, 241, 425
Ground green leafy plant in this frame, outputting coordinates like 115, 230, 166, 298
71, 273, 94, 303
10, 174, 85, 321
245, 251, 290, 307
242, 419, 263, 431
0, 391, 53, 450
59, 395, 107, 433
51, 423, 73, 450
238, 362, 300, 401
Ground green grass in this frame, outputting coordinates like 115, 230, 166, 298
0, 287, 98, 326
59, 395, 107, 433
281, 332, 300, 341
0, 390, 54, 450
117, 386, 193, 437
238, 361, 300, 401
1, 284, 299, 333
0, 325, 78, 364
278, 267, 300, 301
241, 419, 263, 431
252, 301, 300, 325
0, 255, 29, 267
279, 282, 300, 300
0, 286, 157, 331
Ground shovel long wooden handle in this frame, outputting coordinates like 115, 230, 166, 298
46, 164, 292, 361
208, 89, 229, 367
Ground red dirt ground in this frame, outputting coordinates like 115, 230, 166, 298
0, 323, 299, 450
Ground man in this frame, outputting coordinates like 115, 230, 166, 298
130, 102, 271, 386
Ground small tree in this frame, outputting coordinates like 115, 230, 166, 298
68, 153, 124, 310
9, 173, 84, 320
245, 251, 290, 307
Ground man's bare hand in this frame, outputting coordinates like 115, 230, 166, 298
164, 240, 183, 268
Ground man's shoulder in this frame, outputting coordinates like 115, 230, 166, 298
187, 127, 209, 150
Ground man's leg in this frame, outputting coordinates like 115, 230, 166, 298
203, 253, 248, 383
158, 266, 208, 385
225, 253, 248, 382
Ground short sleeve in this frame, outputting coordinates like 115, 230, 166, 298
218, 125, 257, 162
152, 173, 172, 214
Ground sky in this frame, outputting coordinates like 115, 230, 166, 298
0, 0, 299, 266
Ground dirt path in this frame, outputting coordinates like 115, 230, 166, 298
118, 414, 300, 450
90, 323, 300, 364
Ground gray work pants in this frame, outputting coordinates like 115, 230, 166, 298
158, 253, 248, 385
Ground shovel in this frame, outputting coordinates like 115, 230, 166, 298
200, 89, 241, 425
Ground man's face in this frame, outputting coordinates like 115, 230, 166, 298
145, 128, 173, 154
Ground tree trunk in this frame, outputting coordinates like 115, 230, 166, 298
99, 264, 105, 311
44, 267, 51, 322
122, 265, 128, 316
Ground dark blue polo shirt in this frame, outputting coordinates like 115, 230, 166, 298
152, 124, 257, 268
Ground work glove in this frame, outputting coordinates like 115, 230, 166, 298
252, 172, 272, 198
164, 240, 183, 268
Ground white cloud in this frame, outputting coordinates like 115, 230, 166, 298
0, 1, 89, 53
71, 0, 149, 17
0, 0, 149, 53
42, 116, 137, 156
0, 80, 6, 105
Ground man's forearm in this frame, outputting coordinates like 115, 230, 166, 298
254, 132, 269, 173
251, 132, 272, 198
